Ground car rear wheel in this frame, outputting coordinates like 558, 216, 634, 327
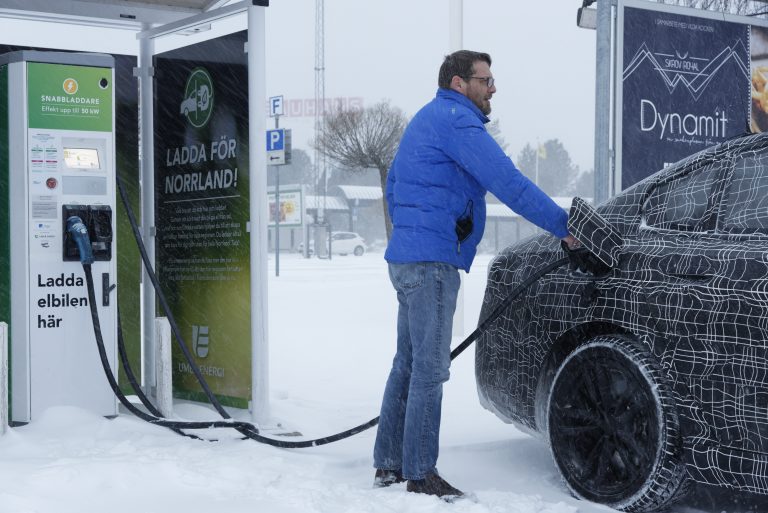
353, 246, 364, 256
547, 335, 688, 512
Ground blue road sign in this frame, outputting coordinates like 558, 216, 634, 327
266, 128, 285, 151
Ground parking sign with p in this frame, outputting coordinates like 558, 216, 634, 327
266, 128, 291, 165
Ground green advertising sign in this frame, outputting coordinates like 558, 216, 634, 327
27, 62, 113, 132
154, 33, 251, 409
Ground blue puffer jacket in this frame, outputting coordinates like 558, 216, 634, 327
385, 88, 569, 272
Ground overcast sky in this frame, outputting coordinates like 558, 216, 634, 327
0, 1, 597, 171
262, 0, 598, 172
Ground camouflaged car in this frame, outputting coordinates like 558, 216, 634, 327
476, 132, 768, 512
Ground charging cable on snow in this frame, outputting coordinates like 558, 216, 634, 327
67, 179, 571, 448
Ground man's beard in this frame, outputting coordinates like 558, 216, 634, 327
476, 98, 491, 115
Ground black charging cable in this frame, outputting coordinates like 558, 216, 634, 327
115, 305, 204, 440
70, 180, 572, 448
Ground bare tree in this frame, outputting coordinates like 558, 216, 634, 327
313, 100, 407, 239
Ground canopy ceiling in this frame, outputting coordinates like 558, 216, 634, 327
0, 0, 236, 29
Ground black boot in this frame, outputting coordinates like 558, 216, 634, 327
373, 468, 405, 488
407, 472, 464, 500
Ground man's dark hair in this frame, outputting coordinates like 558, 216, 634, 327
438, 50, 492, 89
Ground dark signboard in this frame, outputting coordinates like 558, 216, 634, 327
621, 6, 750, 188
153, 31, 251, 408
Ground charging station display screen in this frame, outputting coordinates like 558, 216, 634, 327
63, 148, 100, 170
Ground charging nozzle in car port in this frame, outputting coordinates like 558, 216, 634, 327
562, 197, 623, 276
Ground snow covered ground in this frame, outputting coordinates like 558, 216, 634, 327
0, 251, 765, 512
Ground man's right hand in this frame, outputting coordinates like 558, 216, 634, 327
561, 234, 581, 250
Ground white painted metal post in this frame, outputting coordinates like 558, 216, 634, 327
0, 322, 7, 434
449, 0, 466, 338
138, 25, 157, 394
154, 317, 173, 418
449, 0, 463, 52
248, 4, 270, 425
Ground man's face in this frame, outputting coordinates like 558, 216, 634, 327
463, 61, 496, 115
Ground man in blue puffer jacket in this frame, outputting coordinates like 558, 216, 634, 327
373, 50, 579, 499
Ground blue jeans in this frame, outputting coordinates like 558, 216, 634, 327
373, 262, 460, 480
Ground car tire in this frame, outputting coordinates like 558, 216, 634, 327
547, 335, 689, 512
354, 246, 365, 256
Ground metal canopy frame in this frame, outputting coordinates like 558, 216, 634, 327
0, 0, 270, 423
0, 0, 231, 29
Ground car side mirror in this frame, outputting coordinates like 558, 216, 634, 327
565, 197, 624, 273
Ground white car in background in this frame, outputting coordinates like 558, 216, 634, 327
330, 231, 367, 256
297, 231, 367, 256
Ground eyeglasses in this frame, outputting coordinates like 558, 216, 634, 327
466, 76, 495, 88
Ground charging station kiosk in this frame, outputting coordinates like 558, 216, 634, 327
0, 51, 117, 423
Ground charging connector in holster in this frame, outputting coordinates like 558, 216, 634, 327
62, 204, 113, 262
